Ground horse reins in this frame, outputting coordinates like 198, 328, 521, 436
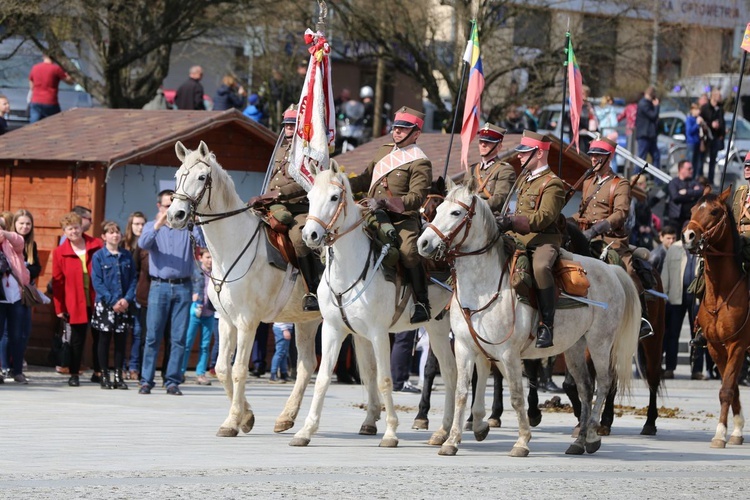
305, 179, 366, 245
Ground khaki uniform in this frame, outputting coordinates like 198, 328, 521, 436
349, 143, 432, 268
510, 167, 565, 288
731, 185, 750, 262
264, 139, 310, 256
463, 158, 516, 213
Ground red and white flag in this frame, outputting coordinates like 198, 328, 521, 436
289, 28, 336, 192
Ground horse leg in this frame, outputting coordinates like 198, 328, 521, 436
274, 320, 318, 433
414, 347, 438, 431
216, 322, 242, 437
353, 336, 381, 436
729, 389, 745, 445
370, 330, 399, 448
598, 383, 616, 436
439, 340, 473, 456
219, 321, 257, 438
470, 357, 490, 442
290, 321, 344, 446
465, 366, 478, 431
564, 342, 594, 455
503, 355, 532, 457
563, 370, 582, 437
525, 359, 542, 427
488, 366, 503, 428
640, 296, 665, 436
425, 319, 456, 446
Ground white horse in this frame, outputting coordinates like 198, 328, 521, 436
167, 141, 378, 438
418, 184, 640, 456
295, 168, 456, 447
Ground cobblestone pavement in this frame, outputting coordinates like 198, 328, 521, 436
1, 365, 749, 499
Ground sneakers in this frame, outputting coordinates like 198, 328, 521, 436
138, 384, 152, 394
269, 376, 286, 384
14, 373, 29, 384
691, 372, 706, 380
166, 385, 183, 395
398, 381, 421, 394
196, 375, 212, 386
662, 370, 674, 380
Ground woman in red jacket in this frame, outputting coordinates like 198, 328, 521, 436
52, 212, 103, 387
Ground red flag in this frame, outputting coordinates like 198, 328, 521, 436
742, 23, 750, 53
567, 36, 583, 153
460, 22, 484, 171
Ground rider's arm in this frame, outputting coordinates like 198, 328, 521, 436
604, 180, 631, 231
487, 164, 516, 213
402, 159, 432, 212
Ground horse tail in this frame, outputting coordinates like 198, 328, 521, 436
610, 265, 640, 400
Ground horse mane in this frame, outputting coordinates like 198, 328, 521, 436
202, 151, 243, 210
446, 185, 500, 248
702, 193, 743, 270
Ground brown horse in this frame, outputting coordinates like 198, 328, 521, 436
683, 187, 749, 447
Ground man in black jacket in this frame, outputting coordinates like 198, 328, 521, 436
174, 66, 205, 110
699, 89, 725, 185
635, 85, 660, 169
664, 160, 703, 232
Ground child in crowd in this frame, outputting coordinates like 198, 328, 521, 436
182, 248, 216, 385
90, 221, 136, 389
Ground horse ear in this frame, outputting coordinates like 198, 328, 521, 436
329, 159, 340, 174
436, 176, 447, 196
198, 141, 210, 157
465, 175, 478, 194
175, 141, 188, 162
445, 176, 457, 192
719, 185, 732, 203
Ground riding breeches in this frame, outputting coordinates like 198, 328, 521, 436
618, 248, 645, 294
289, 212, 311, 257
530, 244, 559, 289
394, 216, 420, 269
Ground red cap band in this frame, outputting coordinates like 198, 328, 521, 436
745, 151, 750, 164
520, 136, 550, 151
393, 111, 424, 129
590, 139, 616, 154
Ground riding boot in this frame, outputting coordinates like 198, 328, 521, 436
535, 287, 556, 349
638, 294, 655, 340
541, 356, 564, 393
408, 263, 431, 324
690, 326, 707, 348
100, 369, 112, 390
298, 254, 320, 311
114, 369, 128, 390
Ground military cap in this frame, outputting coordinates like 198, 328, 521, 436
745, 151, 750, 165
514, 130, 551, 152
393, 106, 425, 129
282, 104, 298, 124
477, 123, 506, 143
588, 137, 617, 156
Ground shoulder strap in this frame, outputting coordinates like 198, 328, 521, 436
476, 161, 506, 199
608, 177, 622, 210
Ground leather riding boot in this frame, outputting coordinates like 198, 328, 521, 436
536, 287, 556, 349
100, 369, 112, 390
114, 369, 129, 390
638, 294, 654, 340
542, 356, 564, 393
298, 254, 320, 311
408, 263, 431, 323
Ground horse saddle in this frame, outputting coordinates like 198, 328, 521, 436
258, 207, 298, 271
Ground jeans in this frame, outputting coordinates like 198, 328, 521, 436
182, 314, 215, 376
689, 143, 704, 179
140, 281, 191, 388
209, 317, 220, 369
251, 323, 269, 373
128, 304, 144, 371
391, 329, 417, 390
29, 103, 61, 123
0, 301, 26, 375
637, 136, 660, 169
664, 294, 696, 371
705, 138, 724, 186
271, 324, 291, 377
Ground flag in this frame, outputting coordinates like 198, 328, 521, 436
289, 28, 336, 192
567, 35, 583, 153
742, 23, 750, 53
460, 21, 485, 171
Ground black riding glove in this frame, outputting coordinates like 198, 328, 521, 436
583, 219, 611, 240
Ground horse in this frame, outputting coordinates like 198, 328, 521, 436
166, 140, 375, 438
682, 188, 750, 448
295, 167, 456, 447
418, 184, 640, 456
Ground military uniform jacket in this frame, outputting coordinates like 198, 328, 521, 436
264, 139, 307, 206
349, 143, 432, 217
732, 185, 750, 238
463, 158, 516, 213
574, 173, 631, 249
511, 167, 565, 247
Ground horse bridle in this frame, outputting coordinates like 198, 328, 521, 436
687, 210, 731, 256
305, 179, 365, 245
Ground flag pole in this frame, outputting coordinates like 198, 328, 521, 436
443, 20, 473, 180
558, 32, 570, 178
720, 50, 748, 192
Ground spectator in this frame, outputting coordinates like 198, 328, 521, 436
90, 221, 136, 390
28, 54, 74, 123
51, 212, 104, 387
635, 86, 660, 169
596, 95, 618, 137
360, 86, 375, 126
0, 94, 9, 135
213, 75, 246, 111
181, 247, 215, 386
335, 334, 359, 384
251, 322, 270, 377
60, 205, 92, 245
123, 211, 146, 380
391, 329, 420, 393
648, 225, 677, 274
699, 89, 725, 185
0, 216, 30, 384
685, 103, 707, 179
499, 105, 535, 134
334, 88, 352, 116
174, 65, 205, 110
664, 160, 703, 231
269, 322, 293, 383
618, 93, 641, 157
523, 103, 540, 131
243, 93, 264, 123
137, 189, 204, 396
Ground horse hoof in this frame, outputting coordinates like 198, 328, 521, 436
359, 424, 377, 436
438, 445, 458, 456
240, 413, 255, 434
529, 413, 542, 428
216, 427, 239, 437
289, 437, 311, 447
412, 418, 429, 430
274, 419, 295, 433
474, 425, 490, 442
488, 418, 501, 428
710, 438, 726, 449
728, 436, 744, 446
565, 443, 585, 455
379, 437, 399, 448
571, 425, 581, 439
597, 426, 611, 436
463, 421, 473, 431
510, 446, 530, 458
640, 424, 657, 436
427, 432, 447, 446
585, 439, 602, 454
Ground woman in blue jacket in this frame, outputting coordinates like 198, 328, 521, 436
686, 103, 706, 179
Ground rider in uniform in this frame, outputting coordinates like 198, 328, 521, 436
348, 106, 433, 323
463, 123, 516, 212
572, 137, 652, 338
262, 104, 320, 311
497, 131, 565, 348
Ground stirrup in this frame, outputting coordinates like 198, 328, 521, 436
302, 293, 319, 312
638, 318, 654, 340
410, 302, 431, 324
535, 323, 554, 349
690, 331, 707, 348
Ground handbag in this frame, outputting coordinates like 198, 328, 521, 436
21, 283, 45, 307
47, 318, 72, 368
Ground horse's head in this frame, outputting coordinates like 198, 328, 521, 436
419, 176, 448, 223
683, 186, 731, 253
168, 140, 215, 229
303, 165, 356, 248
418, 181, 497, 260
